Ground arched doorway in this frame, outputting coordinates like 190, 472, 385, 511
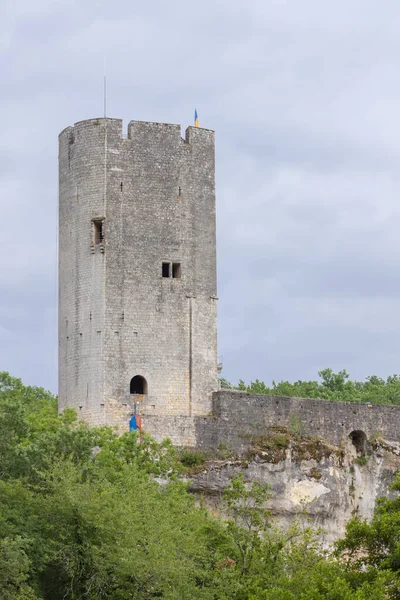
130, 375, 148, 395
349, 430, 367, 455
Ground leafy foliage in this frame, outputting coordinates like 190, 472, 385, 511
337, 473, 400, 598
221, 368, 400, 405
179, 448, 208, 468
0, 371, 393, 599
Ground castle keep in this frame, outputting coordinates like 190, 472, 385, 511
59, 116, 400, 450
58, 115, 400, 544
59, 118, 218, 433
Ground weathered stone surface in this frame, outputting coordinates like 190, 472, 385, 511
189, 438, 400, 545
59, 118, 218, 432
200, 390, 400, 449
58, 117, 400, 451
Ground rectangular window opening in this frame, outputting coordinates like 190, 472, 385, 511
92, 219, 104, 244
172, 263, 181, 278
162, 262, 171, 278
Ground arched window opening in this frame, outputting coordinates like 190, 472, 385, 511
349, 430, 367, 455
130, 375, 148, 395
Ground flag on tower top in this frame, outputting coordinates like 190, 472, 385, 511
194, 109, 199, 128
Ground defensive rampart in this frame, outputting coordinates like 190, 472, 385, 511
143, 390, 400, 450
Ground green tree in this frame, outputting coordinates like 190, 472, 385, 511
0, 371, 394, 599
222, 473, 271, 575
220, 369, 400, 405
337, 473, 400, 598
0, 537, 40, 599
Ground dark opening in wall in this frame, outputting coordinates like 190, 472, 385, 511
93, 219, 104, 244
162, 261, 181, 278
172, 263, 181, 278
130, 375, 148, 395
349, 430, 367, 455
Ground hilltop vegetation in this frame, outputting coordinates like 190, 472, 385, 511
1, 371, 400, 599
221, 368, 400, 405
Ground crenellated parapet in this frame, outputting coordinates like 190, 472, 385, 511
59, 118, 214, 146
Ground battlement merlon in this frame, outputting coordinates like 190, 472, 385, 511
59, 118, 214, 148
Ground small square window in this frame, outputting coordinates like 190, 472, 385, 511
162, 262, 170, 278
172, 263, 181, 278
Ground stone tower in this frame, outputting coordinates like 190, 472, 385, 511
58, 118, 218, 440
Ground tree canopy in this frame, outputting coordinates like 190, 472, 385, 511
220, 368, 400, 405
0, 371, 396, 599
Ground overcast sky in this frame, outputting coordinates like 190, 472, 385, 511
1, 0, 400, 393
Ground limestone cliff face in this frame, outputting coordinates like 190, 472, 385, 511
189, 436, 400, 545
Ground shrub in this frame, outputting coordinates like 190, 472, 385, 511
179, 449, 208, 468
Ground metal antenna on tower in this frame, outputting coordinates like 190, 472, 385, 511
103, 54, 107, 118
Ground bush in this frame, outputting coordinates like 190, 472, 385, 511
179, 449, 208, 468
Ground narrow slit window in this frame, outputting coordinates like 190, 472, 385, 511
93, 219, 104, 244
172, 263, 181, 278
162, 262, 170, 278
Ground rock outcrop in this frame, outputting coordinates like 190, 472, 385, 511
188, 430, 400, 545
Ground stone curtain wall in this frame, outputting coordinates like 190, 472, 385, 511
197, 391, 400, 451
143, 390, 400, 449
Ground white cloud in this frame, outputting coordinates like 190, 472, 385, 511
2, 0, 400, 390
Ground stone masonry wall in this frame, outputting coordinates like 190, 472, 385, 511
59, 118, 218, 430
142, 390, 400, 449
196, 391, 400, 451
59, 120, 108, 425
